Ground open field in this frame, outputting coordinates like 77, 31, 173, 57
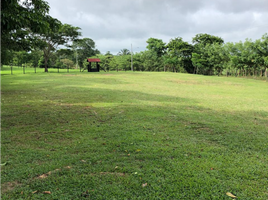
1, 67, 268, 199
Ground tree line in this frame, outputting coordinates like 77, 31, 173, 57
93, 33, 268, 78
2, 1, 268, 78
6, 33, 268, 78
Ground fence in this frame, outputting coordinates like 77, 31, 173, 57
1, 65, 82, 75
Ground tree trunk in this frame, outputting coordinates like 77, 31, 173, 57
255, 68, 257, 77
44, 57, 49, 72
43, 46, 52, 73
265, 67, 268, 81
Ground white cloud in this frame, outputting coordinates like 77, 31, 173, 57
46, 0, 268, 54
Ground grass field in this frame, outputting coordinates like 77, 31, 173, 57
1, 66, 268, 199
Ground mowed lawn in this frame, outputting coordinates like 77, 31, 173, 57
1, 68, 268, 199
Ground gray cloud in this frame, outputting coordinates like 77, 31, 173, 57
46, 0, 268, 54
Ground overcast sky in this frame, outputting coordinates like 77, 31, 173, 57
46, 0, 268, 54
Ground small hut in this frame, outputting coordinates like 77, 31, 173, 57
87, 58, 101, 72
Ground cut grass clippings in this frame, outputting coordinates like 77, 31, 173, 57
1, 68, 268, 199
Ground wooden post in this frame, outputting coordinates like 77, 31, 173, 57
88, 63, 91, 72
11, 63, 13, 75
35, 67, 36, 73
97, 62, 100, 72
23, 65, 25, 74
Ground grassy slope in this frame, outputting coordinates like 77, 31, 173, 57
1, 68, 268, 199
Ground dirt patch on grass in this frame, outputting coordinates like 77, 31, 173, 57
102, 74, 114, 76
85, 106, 93, 110
1, 181, 22, 193
36, 166, 72, 180
1, 166, 72, 194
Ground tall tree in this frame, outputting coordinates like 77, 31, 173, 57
146, 38, 166, 57
254, 33, 268, 77
38, 23, 81, 72
140, 50, 160, 71
191, 53, 207, 74
192, 33, 224, 45
118, 49, 130, 56
73, 38, 99, 69
145, 38, 166, 71
206, 43, 229, 76
237, 41, 256, 76
192, 33, 224, 75
166, 37, 194, 73
225, 42, 244, 76
13, 51, 30, 66
28, 50, 43, 68
1, 0, 54, 64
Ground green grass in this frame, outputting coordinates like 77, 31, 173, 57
1, 67, 268, 199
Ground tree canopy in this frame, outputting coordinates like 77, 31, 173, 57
146, 38, 166, 57
38, 23, 81, 72
192, 33, 224, 45
1, 0, 55, 64
73, 38, 99, 69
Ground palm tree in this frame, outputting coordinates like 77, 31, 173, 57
118, 49, 130, 56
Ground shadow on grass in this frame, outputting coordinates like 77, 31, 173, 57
50, 87, 195, 104
2, 86, 267, 153
1, 84, 268, 199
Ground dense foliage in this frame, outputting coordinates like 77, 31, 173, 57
1, 0, 85, 72
1, 1, 267, 78
88, 33, 268, 78
1, 0, 52, 64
